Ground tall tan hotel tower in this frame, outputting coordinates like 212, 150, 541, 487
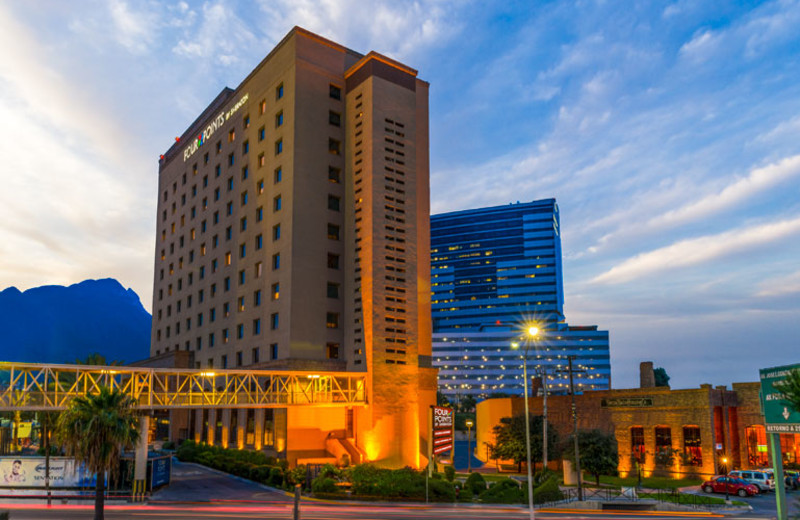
152, 27, 435, 467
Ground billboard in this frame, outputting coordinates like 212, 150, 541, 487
150, 456, 171, 489
432, 406, 454, 455
0, 457, 97, 488
760, 363, 800, 433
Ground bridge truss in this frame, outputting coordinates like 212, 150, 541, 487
0, 362, 367, 411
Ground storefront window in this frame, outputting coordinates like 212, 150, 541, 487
745, 425, 769, 466
631, 427, 645, 462
683, 426, 702, 466
780, 433, 799, 465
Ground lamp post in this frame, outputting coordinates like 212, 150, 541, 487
538, 367, 549, 472
512, 325, 539, 520
466, 419, 474, 473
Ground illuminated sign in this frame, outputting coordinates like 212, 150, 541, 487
601, 397, 653, 408
183, 93, 249, 162
432, 406, 454, 455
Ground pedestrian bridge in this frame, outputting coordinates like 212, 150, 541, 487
0, 362, 367, 411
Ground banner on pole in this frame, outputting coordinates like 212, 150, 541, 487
432, 406, 454, 455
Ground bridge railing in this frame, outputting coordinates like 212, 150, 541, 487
0, 363, 367, 411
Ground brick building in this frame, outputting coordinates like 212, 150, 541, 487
476, 362, 795, 478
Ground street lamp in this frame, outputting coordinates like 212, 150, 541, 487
465, 419, 474, 473
512, 325, 539, 520
722, 457, 729, 501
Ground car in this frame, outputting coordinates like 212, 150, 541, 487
701, 476, 759, 497
729, 470, 775, 492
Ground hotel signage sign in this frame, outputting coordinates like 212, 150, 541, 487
432, 406, 454, 455
601, 397, 653, 408
183, 93, 249, 162
760, 363, 800, 433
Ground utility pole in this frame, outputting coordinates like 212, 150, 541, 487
568, 356, 583, 501
540, 368, 549, 471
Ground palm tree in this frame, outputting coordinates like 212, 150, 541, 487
776, 369, 800, 413
56, 386, 140, 520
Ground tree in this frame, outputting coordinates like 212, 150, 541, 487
490, 415, 560, 473
564, 430, 618, 485
460, 395, 477, 413
654, 367, 670, 387
436, 391, 451, 407
56, 386, 140, 520
775, 369, 800, 412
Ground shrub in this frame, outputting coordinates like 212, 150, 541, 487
312, 476, 339, 494
268, 467, 284, 488
444, 465, 455, 482
532, 476, 563, 504
162, 441, 176, 450
465, 472, 487, 495
428, 478, 456, 501
479, 478, 524, 504
287, 465, 308, 488
455, 482, 473, 502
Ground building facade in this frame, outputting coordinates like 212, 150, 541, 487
151, 27, 436, 467
431, 200, 610, 400
475, 363, 795, 478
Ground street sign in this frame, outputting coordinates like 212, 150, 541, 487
432, 406, 454, 455
759, 363, 800, 433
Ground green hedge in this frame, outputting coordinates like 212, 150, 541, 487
176, 440, 286, 488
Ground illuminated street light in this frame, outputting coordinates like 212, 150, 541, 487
465, 419, 475, 473
512, 324, 539, 520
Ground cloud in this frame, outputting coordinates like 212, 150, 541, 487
592, 216, 800, 284
172, 1, 256, 65
757, 270, 800, 297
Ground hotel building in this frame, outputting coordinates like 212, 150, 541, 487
150, 27, 436, 467
431, 200, 611, 400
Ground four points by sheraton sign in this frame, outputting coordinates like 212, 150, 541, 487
760, 363, 800, 433
183, 93, 249, 162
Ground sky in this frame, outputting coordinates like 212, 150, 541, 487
0, 0, 798, 389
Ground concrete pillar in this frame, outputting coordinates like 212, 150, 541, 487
207, 409, 217, 445
254, 409, 265, 450
237, 409, 247, 449
134, 415, 150, 500
275, 408, 287, 455
640, 362, 655, 388
194, 409, 204, 443
221, 409, 231, 448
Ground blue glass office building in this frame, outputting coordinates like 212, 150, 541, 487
431, 199, 610, 399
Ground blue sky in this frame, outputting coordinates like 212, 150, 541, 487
0, 1, 798, 388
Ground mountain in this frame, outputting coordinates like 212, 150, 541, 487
0, 279, 151, 364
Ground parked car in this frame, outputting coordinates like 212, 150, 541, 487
701, 476, 759, 497
729, 470, 775, 492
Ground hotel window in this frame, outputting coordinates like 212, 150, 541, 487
242, 166, 249, 180
228, 153, 234, 166
271, 283, 279, 301
252, 347, 260, 364
329, 84, 341, 100
253, 319, 261, 335
258, 127, 265, 141
274, 167, 282, 184
328, 138, 341, 155
239, 243, 246, 258
256, 206, 263, 222
238, 269, 245, 285
326, 343, 340, 359
227, 177, 234, 191
226, 224, 232, 238
631, 427, 645, 463
236, 350, 243, 366
204, 153, 209, 165
327, 253, 340, 269
208, 333, 215, 347
215, 164, 221, 177
201, 220, 207, 232
236, 324, 244, 339
327, 224, 340, 240
326, 312, 339, 329
329, 111, 341, 127
241, 191, 248, 206
270, 343, 278, 360
270, 313, 279, 330
276, 83, 283, 99
272, 224, 280, 241
275, 139, 283, 155
224, 277, 231, 291
272, 253, 280, 270
199, 266, 205, 279
260, 99, 266, 114
275, 111, 283, 127
222, 354, 228, 367
258, 153, 265, 168
240, 217, 247, 231
242, 140, 249, 154
257, 179, 264, 194
327, 283, 339, 299
224, 252, 231, 265
203, 175, 208, 188
328, 166, 340, 183
254, 261, 262, 278
328, 195, 340, 211
745, 425, 769, 466
243, 115, 250, 128
223, 302, 230, 316
683, 426, 702, 466
655, 426, 672, 455
256, 234, 263, 250
214, 188, 220, 201
216, 141, 221, 154
228, 129, 235, 142
254, 290, 262, 306
273, 195, 282, 212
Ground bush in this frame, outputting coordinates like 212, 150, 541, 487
465, 472, 487, 495
312, 476, 339, 494
532, 476, 563, 504
287, 465, 308, 488
428, 478, 456, 501
444, 465, 455, 482
455, 482, 473, 502
268, 467, 284, 488
479, 478, 524, 504
162, 441, 176, 450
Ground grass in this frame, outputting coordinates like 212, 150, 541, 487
593, 474, 704, 489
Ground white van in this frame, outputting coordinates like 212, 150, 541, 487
729, 470, 774, 492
